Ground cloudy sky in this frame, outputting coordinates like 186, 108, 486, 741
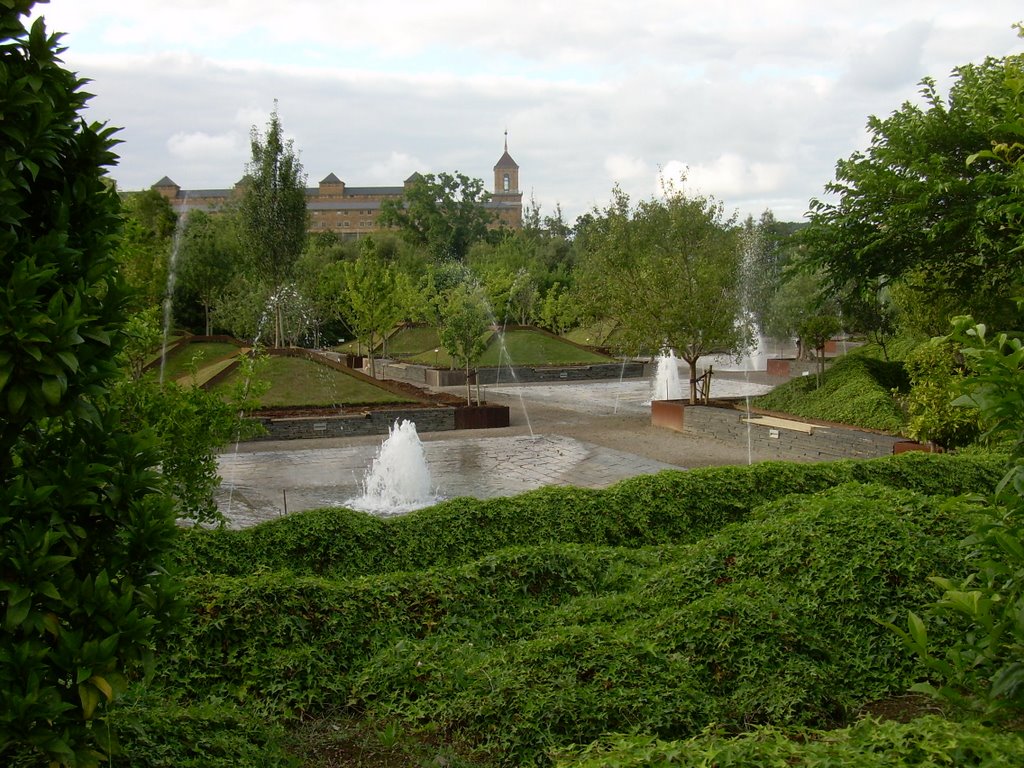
28, 1, 1024, 224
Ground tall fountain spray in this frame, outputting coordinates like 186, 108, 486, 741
346, 420, 436, 515
651, 350, 683, 401
158, 199, 189, 384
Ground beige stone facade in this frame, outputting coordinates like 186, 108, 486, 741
151, 141, 523, 237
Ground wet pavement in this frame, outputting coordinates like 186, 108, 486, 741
216, 372, 776, 528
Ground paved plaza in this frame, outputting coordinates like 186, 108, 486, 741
216, 372, 776, 528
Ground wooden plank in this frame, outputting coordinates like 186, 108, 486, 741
741, 415, 820, 434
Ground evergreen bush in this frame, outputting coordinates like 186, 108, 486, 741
0, 5, 178, 763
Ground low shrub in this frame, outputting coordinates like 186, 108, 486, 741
552, 715, 1024, 767
174, 451, 1004, 578
103, 688, 295, 767
161, 483, 979, 764
752, 353, 908, 431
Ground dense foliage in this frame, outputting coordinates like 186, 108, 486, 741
802, 53, 1024, 332
174, 452, 1001, 579
140, 458, 1005, 765
900, 314, 1024, 718
752, 352, 908, 432
0, 3, 178, 763
554, 716, 1024, 767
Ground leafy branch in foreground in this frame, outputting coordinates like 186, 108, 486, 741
894, 313, 1024, 717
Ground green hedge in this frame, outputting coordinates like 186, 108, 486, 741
103, 689, 295, 768
175, 452, 1004, 579
159, 482, 984, 763
553, 715, 1024, 767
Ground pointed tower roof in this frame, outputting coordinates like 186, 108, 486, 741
494, 130, 518, 169
320, 172, 342, 184
153, 176, 178, 188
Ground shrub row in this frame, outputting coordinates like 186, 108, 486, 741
159, 482, 982, 764
552, 715, 1024, 767
175, 451, 1004, 579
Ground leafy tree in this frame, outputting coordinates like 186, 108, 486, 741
897, 312, 1024, 717
378, 171, 494, 261
338, 248, 412, 374
239, 104, 308, 346
122, 187, 177, 241
0, 5, 177, 762
901, 337, 980, 449
802, 53, 1024, 330
538, 282, 580, 335
439, 282, 491, 404
118, 306, 164, 381
175, 209, 241, 335
116, 189, 179, 312
739, 211, 788, 330
799, 313, 843, 384
577, 187, 750, 403
112, 365, 265, 525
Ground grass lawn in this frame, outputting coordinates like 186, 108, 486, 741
386, 326, 442, 357
477, 329, 612, 366
161, 341, 241, 381
216, 356, 417, 408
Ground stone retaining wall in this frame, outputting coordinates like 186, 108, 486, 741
251, 406, 456, 441
378, 360, 647, 386
658, 402, 908, 462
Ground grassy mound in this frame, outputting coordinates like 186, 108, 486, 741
477, 329, 612, 366
382, 325, 612, 368
752, 353, 908, 431
215, 355, 416, 408
159, 341, 242, 381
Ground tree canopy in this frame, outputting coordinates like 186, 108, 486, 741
378, 171, 494, 261
239, 104, 308, 346
577, 187, 749, 403
801, 54, 1024, 330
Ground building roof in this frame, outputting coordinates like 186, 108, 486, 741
494, 150, 518, 170
153, 176, 178, 188
320, 172, 343, 184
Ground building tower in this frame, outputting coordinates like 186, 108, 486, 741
491, 131, 523, 227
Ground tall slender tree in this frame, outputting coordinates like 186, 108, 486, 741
239, 103, 308, 346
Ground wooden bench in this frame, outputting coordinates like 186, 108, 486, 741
740, 415, 822, 434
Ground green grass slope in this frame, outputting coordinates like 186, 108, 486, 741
753, 353, 909, 432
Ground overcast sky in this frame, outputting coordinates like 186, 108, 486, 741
28, 1, 1024, 225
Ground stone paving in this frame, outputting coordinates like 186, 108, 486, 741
215, 371, 776, 529
216, 433, 680, 528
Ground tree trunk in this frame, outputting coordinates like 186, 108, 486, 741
685, 355, 698, 405
465, 365, 472, 405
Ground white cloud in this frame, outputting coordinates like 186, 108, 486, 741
604, 154, 651, 185
667, 154, 789, 200
30, 0, 1024, 223
365, 152, 424, 185
167, 131, 242, 161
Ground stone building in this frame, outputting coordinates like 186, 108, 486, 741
151, 138, 522, 237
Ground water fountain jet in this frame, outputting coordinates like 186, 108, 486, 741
651, 349, 683, 401
345, 419, 437, 515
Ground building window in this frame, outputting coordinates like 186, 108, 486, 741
503, 173, 510, 192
